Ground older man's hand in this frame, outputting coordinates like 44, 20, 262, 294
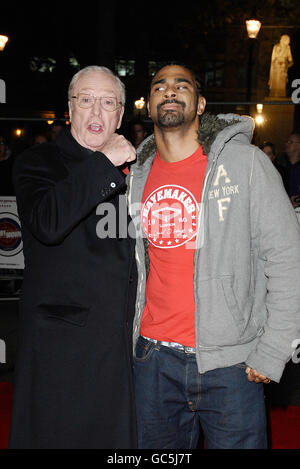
100, 134, 136, 167
245, 366, 270, 384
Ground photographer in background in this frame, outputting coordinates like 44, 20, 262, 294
260, 141, 288, 188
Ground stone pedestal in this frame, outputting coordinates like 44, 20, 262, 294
251, 98, 295, 154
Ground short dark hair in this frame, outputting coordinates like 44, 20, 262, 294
260, 141, 276, 155
149, 61, 203, 97
129, 118, 147, 130
291, 132, 300, 140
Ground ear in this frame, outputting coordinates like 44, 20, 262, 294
68, 101, 72, 121
197, 96, 206, 115
116, 106, 125, 130
147, 99, 151, 118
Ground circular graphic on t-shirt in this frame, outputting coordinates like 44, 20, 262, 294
0, 214, 23, 256
141, 184, 199, 248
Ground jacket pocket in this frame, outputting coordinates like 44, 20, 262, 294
197, 276, 256, 347
38, 303, 90, 327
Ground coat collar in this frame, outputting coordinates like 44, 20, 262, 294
56, 128, 94, 162
136, 112, 254, 166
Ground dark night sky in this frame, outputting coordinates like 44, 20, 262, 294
1, 2, 300, 74
0, 3, 195, 111
1, 2, 299, 119
1, 3, 188, 62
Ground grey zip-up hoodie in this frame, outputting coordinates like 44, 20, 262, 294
128, 113, 300, 383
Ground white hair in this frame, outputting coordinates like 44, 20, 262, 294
68, 65, 126, 105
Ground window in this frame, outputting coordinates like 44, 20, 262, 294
69, 56, 80, 70
148, 61, 166, 77
115, 60, 135, 77
30, 56, 80, 73
30, 57, 56, 73
204, 61, 224, 88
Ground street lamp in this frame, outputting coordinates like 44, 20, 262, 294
13, 128, 24, 138
255, 103, 264, 126
246, 20, 262, 39
245, 19, 262, 113
0, 35, 8, 52
134, 97, 145, 110
134, 97, 145, 117
255, 114, 264, 125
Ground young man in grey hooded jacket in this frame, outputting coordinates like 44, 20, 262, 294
128, 63, 300, 449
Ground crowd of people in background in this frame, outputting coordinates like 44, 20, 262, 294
260, 133, 300, 210
0, 118, 149, 195
0, 122, 66, 196
1, 62, 300, 449
1, 120, 300, 214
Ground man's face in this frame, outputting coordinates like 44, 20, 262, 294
50, 124, 63, 141
262, 145, 275, 162
131, 124, 147, 147
147, 65, 205, 129
68, 71, 124, 151
285, 134, 300, 159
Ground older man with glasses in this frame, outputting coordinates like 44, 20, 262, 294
9, 66, 137, 449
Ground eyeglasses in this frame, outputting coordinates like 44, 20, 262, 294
286, 140, 300, 144
71, 93, 122, 111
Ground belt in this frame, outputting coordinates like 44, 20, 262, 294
142, 336, 196, 354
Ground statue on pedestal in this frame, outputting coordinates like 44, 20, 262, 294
268, 35, 293, 98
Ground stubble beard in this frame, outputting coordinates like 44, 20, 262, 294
156, 99, 186, 128
157, 111, 185, 128
156, 98, 200, 129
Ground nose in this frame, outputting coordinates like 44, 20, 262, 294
164, 85, 177, 99
91, 97, 102, 116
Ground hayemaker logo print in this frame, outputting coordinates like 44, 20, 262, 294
142, 185, 199, 248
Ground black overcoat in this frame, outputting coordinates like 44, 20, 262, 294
8, 130, 137, 449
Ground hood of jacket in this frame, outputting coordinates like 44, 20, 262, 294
136, 112, 254, 165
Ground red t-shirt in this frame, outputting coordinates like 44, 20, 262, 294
140, 146, 207, 347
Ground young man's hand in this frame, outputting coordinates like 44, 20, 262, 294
245, 366, 271, 384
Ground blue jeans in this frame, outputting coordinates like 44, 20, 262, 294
134, 336, 267, 449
